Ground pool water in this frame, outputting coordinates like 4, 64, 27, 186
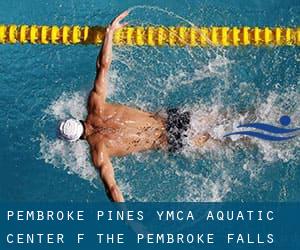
0, 0, 299, 202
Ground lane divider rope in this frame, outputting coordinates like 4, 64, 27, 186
0, 25, 299, 46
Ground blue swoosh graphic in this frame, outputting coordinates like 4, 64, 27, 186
237, 123, 300, 134
224, 131, 297, 141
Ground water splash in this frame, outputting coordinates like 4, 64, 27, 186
39, 134, 98, 185
38, 88, 300, 202
37, 6, 299, 202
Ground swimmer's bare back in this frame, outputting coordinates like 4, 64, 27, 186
81, 11, 168, 202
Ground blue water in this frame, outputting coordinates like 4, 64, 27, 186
0, 0, 299, 202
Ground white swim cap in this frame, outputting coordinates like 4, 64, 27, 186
58, 118, 84, 142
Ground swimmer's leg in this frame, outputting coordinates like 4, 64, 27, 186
190, 107, 258, 148
192, 132, 211, 147
192, 133, 254, 148
189, 113, 217, 147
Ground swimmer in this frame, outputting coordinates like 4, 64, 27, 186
58, 11, 210, 202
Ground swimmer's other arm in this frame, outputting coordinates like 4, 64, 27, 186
94, 11, 129, 101
92, 143, 125, 202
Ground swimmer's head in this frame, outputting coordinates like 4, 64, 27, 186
57, 118, 84, 142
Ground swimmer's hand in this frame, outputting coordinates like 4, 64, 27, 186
107, 10, 129, 33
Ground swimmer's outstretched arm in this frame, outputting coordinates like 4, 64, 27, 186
92, 143, 125, 202
93, 11, 129, 101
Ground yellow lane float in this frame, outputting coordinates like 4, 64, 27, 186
0, 25, 299, 46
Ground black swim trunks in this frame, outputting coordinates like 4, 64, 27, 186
166, 108, 191, 153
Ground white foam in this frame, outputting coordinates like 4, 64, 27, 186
46, 92, 87, 120
39, 92, 98, 186
180, 89, 300, 163
39, 134, 97, 184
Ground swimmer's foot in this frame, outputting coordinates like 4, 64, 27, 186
193, 133, 210, 147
